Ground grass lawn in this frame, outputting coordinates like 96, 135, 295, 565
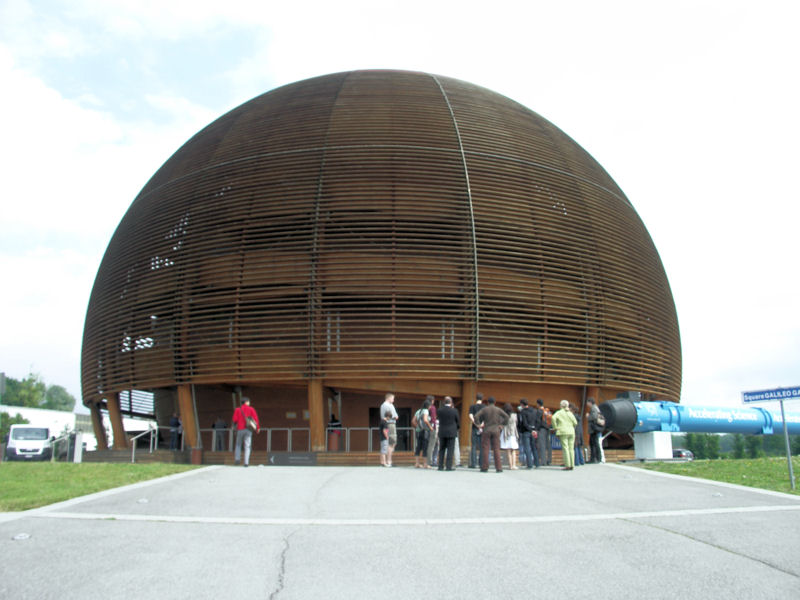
636, 456, 800, 496
0, 462, 199, 511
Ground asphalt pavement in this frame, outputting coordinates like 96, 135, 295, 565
1, 462, 798, 599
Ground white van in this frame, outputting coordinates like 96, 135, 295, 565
5, 425, 53, 461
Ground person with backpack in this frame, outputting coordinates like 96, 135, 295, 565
232, 396, 260, 467
587, 397, 605, 463
413, 397, 434, 468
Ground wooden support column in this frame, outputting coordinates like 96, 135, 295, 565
90, 403, 108, 450
177, 384, 199, 449
106, 395, 127, 450
460, 380, 477, 447
308, 379, 325, 451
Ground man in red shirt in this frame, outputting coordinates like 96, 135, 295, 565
232, 397, 260, 467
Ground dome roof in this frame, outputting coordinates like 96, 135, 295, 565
82, 70, 681, 403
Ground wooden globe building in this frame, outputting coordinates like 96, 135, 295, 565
81, 70, 681, 458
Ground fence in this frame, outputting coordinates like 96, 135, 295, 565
127, 426, 420, 455
326, 426, 417, 452
131, 426, 313, 454
126, 426, 595, 455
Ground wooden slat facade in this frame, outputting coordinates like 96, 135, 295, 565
82, 70, 681, 432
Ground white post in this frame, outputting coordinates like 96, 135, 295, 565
73, 432, 83, 463
633, 431, 673, 460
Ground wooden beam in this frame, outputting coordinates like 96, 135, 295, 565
308, 379, 325, 451
90, 403, 108, 450
106, 395, 127, 450
177, 384, 199, 449
460, 380, 477, 447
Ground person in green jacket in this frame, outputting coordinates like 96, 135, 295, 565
552, 399, 578, 470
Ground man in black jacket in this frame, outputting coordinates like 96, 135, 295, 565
518, 399, 539, 469
437, 396, 460, 471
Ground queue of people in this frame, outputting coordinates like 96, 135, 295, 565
189, 392, 604, 471
379, 393, 606, 471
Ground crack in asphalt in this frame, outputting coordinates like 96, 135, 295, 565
309, 469, 347, 516
621, 518, 800, 579
268, 529, 297, 599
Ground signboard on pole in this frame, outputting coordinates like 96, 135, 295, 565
742, 386, 800, 404
742, 385, 798, 491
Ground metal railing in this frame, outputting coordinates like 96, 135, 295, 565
122, 426, 312, 454
263, 428, 310, 452
50, 434, 71, 462
195, 427, 311, 453
124, 425, 433, 455
141, 425, 185, 452
325, 426, 417, 452
130, 426, 157, 463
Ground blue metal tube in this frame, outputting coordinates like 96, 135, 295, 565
603, 399, 800, 435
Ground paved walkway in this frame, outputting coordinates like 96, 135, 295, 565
1, 463, 799, 599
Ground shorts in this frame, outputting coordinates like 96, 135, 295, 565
388, 423, 397, 446
380, 439, 389, 454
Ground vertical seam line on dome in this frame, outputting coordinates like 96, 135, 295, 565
309, 73, 348, 378
431, 74, 480, 379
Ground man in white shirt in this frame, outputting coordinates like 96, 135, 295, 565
379, 393, 399, 466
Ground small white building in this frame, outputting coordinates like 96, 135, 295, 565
1, 404, 153, 451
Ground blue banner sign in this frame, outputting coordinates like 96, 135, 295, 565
742, 387, 800, 404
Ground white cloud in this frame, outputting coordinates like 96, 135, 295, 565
1, 0, 798, 410
0, 45, 214, 400
144, 92, 217, 126
0, 247, 95, 399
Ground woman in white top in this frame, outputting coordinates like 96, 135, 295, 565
500, 402, 520, 469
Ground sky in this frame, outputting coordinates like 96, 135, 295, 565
1, 0, 798, 413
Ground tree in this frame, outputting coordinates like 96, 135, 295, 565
43, 385, 75, 412
718, 434, 735, 454
3, 373, 46, 407
671, 433, 686, 449
762, 434, 790, 457
685, 433, 705, 459
703, 433, 720, 459
732, 434, 746, 459
1, 412, 29, 443
1, 373, 75, 412
745, 435, 762, 458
